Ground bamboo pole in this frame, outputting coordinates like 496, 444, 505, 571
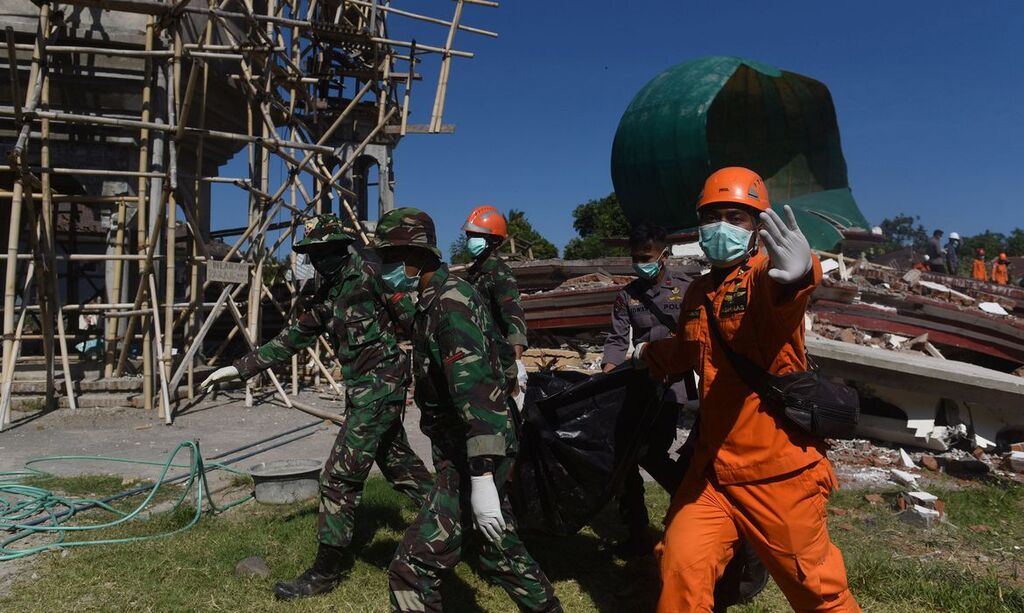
0, 261, 36, 427
1, 5, 48, 420
429, 0, 464, 133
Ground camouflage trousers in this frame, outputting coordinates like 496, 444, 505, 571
317, 390, 433, 547
388, 452, 559, 612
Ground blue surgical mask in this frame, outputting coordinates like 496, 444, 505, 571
466, 236, 488, 258
699, 221, 754, 266
633, 261, 661, 280
381, 262, 420, 292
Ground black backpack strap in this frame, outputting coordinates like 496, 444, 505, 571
634, 288, 679, 332
701, 297, 772, 395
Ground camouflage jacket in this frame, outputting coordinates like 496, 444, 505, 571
411, 264, 513, 460
462, 256, 527, 378
233, 246, 414, 408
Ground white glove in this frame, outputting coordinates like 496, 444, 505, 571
512, 387, 525, 412
515, 359, 528, 391
200, 365, 240, 392
470, 474, 507, 544
759, 205, 813, 284
631, 342, 648, 369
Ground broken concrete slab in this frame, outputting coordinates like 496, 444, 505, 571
1009, 451, 1024, 473
890, 468, 919, 487
900, 504, 942, 529
899, 448, 917, 468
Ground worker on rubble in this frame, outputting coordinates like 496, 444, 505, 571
912, 255, 930, 272
993, 252, 1011, 285
945, 232, 962, 276
373, 207, 561, 613
634, 167, 859, 612
972, 249, 988, 282
459, 205, 530, 406
200, 214, 432, 601
926, 229, 946, 273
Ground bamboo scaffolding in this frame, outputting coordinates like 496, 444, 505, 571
1, 0, 497, 423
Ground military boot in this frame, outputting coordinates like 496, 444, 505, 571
272, 544, 348, 600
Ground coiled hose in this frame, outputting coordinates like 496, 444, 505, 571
0, 420, 322, 561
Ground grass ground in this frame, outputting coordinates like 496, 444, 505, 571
2, 474, 1023, 612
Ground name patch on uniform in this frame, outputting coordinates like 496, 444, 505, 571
721, 287, 748, 315
683, 308, 701, 320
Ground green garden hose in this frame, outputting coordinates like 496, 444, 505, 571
0, 440, 254, 561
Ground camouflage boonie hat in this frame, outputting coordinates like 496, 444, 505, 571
293, 214, 356, 253
374, 207, 442, 258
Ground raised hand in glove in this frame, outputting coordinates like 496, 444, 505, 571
759, 205, 812, 284
200, 365, 240, 392
470, 474, 507, 544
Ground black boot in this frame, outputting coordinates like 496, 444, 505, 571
272, 544, 348, 601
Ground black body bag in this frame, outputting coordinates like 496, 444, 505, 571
703, 298, 859, 440
508, 366, 664, 536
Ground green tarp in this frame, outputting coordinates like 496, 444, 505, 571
610, 56, 870, 251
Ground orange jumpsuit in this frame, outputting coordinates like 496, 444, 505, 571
992, 261, 1010, 285
972, 258, 988, 282
645, 251, 859, 612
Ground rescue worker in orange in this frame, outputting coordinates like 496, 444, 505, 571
972, 249, 988, 282
635, 167, 859, 612
993, 253, 1011, 285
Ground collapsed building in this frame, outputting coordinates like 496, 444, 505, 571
516, 56, 1024, 454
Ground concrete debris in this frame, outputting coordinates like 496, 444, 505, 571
1009, 451, 1024, 473
904, 491, 938, 508
898, 448, 916, 468
889, 468, 919, 487
900, 504, 942, 529
978, 302, 1009, 316
820, 259, 840, 275
1010, 442, 1024, 453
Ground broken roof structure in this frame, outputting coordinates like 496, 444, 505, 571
610, 55, 871, 251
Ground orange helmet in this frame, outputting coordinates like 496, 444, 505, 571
462, 205, 508, 238
696, 167, 770, 212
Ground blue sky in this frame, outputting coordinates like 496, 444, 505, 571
213, 1, 1023, 257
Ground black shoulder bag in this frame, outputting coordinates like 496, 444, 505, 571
702, 297, 860, 440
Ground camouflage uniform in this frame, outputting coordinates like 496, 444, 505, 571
462, 255, 528, 381
233, 215, 432, 550
375, 208, 559, 613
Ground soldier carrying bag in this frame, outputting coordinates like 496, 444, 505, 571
702, 297, 860, 440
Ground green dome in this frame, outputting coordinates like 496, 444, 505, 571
610, 55, 870, 251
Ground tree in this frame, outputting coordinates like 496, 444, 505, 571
449, 234, 472, 264
1006, 229, 1024, 257
878, 213, 929, 251
506, 209, 558, 259
960, 231, 1007, 261
563, 193, 631, 260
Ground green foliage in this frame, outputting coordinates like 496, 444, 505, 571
506, 209, 558, 259
449, 234, 472, 264
563, 193, 630, 260
878, 213, 929, 250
